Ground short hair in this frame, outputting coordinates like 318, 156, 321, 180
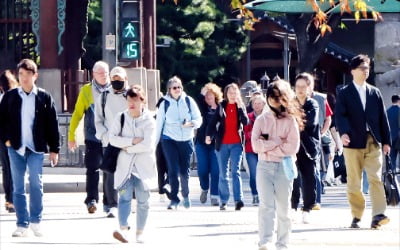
391, 94, 400, 103
92, 61, 109, 73
17, 59, 38, 74
203, 82, 223, 103
126, 84, 146, 103
166, 76, 182, 89
0, 70, 19, 91
350, 54, 370, 70
251, 94, 267, 108
295, 72, 314, 86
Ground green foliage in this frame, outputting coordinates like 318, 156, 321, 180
157, 0, 249, 96
82, 0, 102, 69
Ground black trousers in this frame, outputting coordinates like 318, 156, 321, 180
0, 142, 13, 203
84, 140, 102, 204
291, 151, 317, 212
156, 142, 168, 195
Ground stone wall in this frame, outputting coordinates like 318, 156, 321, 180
374, 13, 400, 107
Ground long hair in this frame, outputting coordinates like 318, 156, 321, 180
266, 80, 304, 131
0, 70, 19, 92
223, 83, 244, 106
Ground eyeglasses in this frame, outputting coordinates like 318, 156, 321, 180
357, 66, 370, 71
94, 71, 109, 75
170, 86, 182, 90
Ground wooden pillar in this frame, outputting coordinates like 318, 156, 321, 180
143, 0, 156, 69
39, 0, 58, 68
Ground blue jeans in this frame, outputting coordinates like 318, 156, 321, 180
8, 147, 44, 227
245, 152, 258, 196
389, 140, 398, 171
257, 160, 292, 249
362, 170, 369, 194
161, 139, 194, 202
216, 143, 244, 203
195, 143, 219, 196
118, 176, 150, 231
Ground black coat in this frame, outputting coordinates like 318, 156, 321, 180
335, 83, 391, 148
0, 87, 60, 153
206, 100, 249, 151
299, 97, 320, 160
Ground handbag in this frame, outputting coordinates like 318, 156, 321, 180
321, 130, 332, 145
383, 155, 400, 206
333, 151, 346, 178
99, 114, 125, 174
282, 156, 298, 181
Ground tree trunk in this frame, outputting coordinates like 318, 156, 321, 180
287, 13, 342, 73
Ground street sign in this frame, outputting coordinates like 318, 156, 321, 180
105, 34, 115, 50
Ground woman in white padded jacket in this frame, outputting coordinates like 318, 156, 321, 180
109, 85, 157, 244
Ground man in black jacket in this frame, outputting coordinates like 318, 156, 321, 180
0, 59, 60, 237
336, 54, 391, 229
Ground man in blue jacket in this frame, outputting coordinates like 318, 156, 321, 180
336, 54, 391, 229
0, 59, 60, 237
386, 94, 400, 171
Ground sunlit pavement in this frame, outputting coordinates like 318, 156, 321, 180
0, 170, 399, 250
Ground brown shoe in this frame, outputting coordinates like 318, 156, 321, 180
5, 202, 15, 213
113, 230, 128, 243
371, 214, 390, 229
87, 201, 97, 214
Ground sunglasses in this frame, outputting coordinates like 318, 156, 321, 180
170, 86, 182, 90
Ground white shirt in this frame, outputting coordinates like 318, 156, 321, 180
353, 81, 369, 131
17, 86, 38, 155
353, 81, 367, 110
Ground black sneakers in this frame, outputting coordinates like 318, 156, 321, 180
350, 214, 390, 229
235, 200, 244, 211
350, 217, 361, 228
371, 214, 390, 229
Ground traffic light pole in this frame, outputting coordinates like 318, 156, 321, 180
102, 0, 117, 68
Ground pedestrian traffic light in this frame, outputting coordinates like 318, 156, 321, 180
118, 0, 141, 61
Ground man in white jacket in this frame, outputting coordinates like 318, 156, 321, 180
94, 66, 128, 218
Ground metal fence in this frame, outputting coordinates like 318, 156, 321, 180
43, 114, 85, 167
0, 0, 38, 71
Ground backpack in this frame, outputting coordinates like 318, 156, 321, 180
162, 96, 191, 114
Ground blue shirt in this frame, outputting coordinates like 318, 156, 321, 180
17, 86, 39, 155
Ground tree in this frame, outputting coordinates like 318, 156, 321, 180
231, 0, 385, 72
287, 13, 342, 72
82, 0, 102, 69
157, 0, 249, 95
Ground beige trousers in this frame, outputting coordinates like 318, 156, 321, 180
343, 134, 387, 219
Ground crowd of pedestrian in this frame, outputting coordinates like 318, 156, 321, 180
0, 54, 398, 250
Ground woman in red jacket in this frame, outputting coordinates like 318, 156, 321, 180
244, 94, 267, 206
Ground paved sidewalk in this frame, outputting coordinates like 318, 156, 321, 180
0, 170, 399, 250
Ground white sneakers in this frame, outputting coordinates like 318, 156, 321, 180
12, 227, 29, 237
30, 223, 43, 237
302, 211, 310, 224
107, 207, 118, 218
12, 223, 43, 237
136, 232, 144, 243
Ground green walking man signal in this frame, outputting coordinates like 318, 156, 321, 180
118, 0, 140, 61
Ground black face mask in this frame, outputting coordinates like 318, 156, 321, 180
111, 80, 125, 90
